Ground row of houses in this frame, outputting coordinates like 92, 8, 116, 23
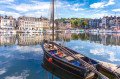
0, 15, 16, 30
56, 20, 71, 30
0, 15, 72, 31
18, 16, 50, 31
0, 15, 50, 31
85, 16, 120, 29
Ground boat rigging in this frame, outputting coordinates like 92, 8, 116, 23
42, 0, 110, 79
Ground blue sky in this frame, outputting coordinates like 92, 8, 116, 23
0, 0, 120, 19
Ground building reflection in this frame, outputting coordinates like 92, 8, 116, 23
71, 33, 120, 46
18, 34, 44, 46
87, 33, 120, 46
56, 32, 71, 42
0, 33, 120, 46
0, 34, 16, 46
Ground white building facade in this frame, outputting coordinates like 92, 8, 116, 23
102, 17, 106, 28
0, 15, 16, 30
18, 16, 50, 31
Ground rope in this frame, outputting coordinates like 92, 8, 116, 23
52, 42, 109, 79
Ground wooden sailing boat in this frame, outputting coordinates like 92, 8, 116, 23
42, 0, 109, 79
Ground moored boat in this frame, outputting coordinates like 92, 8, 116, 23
42, 0, 109, 78
41, 40, 109, 79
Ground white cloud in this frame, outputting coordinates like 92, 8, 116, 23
71, 7, 85, 11
90, 0, 115, 8
70, 3, 85, 11
90, 48, 105, 55
0, 11, 20, 18
72, 46, 79, 50
5, 70, 29, 79
0, 68, 6, 75
86, 11, 109, 18
105, 0, 115, 6
112, 9, 120, 12
0, 0, 14, 4
14, 46, 43, 53
108, 52, 120, 62
90, 48, 120, 62
8, 1, 50, 12
90, 2, 105, 8
0, 53, 13, 58
24, 11, 47, 18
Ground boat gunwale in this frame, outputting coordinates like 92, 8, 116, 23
64, 46, 100, 65
52, 41, 100, 66
42, 40, 100, 71
43, 55, 84, 79
42, 41, 86, 70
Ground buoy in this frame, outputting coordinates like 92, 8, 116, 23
48, 58, 53, 62
82, 65, 86, 68
52, 54, 55, 56
58, 52, 62, 55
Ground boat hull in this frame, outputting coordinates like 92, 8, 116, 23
42, 43, 101, 79
43, 50, 86, 78
42, 55, 84, 79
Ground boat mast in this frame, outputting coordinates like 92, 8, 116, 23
52, 0, 54, 42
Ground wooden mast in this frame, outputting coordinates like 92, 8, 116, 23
52, 0, 54, 42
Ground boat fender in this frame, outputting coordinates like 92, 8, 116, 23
82, 65, 86, 68
52, 54, 55, 56
54, 51, 57, 54
48, 58, 53, 62
58, 52, 62, 55
77, 62, 80, 66
73, 61, 77, 65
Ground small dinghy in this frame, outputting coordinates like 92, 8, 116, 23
42, 40, 109, 79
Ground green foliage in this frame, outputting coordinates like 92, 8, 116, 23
79, 33, 88, 40
74, 21, 78, 26
81, 21, 88, 28
71, 33, 88, 40
77, 24, 79, 27
71, 34, 79, 40
72, 23, 75, 28
55, 18, 90, 28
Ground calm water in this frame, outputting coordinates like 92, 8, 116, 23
0, 33, 120, 79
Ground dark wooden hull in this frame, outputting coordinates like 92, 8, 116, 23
41, 41, 100, 79
43, 50, 86, 78
42, 56, 83, 79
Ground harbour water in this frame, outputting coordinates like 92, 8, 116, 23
0, 32, 120, 79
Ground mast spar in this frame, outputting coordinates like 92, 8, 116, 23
52, 0, 54, 42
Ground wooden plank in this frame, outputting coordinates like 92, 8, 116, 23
65, 56, 74, 61
74, 54, 84, 58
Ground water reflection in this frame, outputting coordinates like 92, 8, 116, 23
0, 33, 120, 79
0, 34, 16, 46
1, 33, 120, 46
71, 33, 120, 46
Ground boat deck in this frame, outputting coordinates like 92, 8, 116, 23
44, 42, 98, 68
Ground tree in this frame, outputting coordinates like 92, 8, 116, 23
71, 23, 75, 28
74, 21, 78, 26
79, 33, 88, 40
77, 24, 79, 28
71, 34, 79, 40
74, 21, 79, 28
82, 21, 88, 29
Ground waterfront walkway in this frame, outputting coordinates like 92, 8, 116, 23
98, 61, 120, 76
